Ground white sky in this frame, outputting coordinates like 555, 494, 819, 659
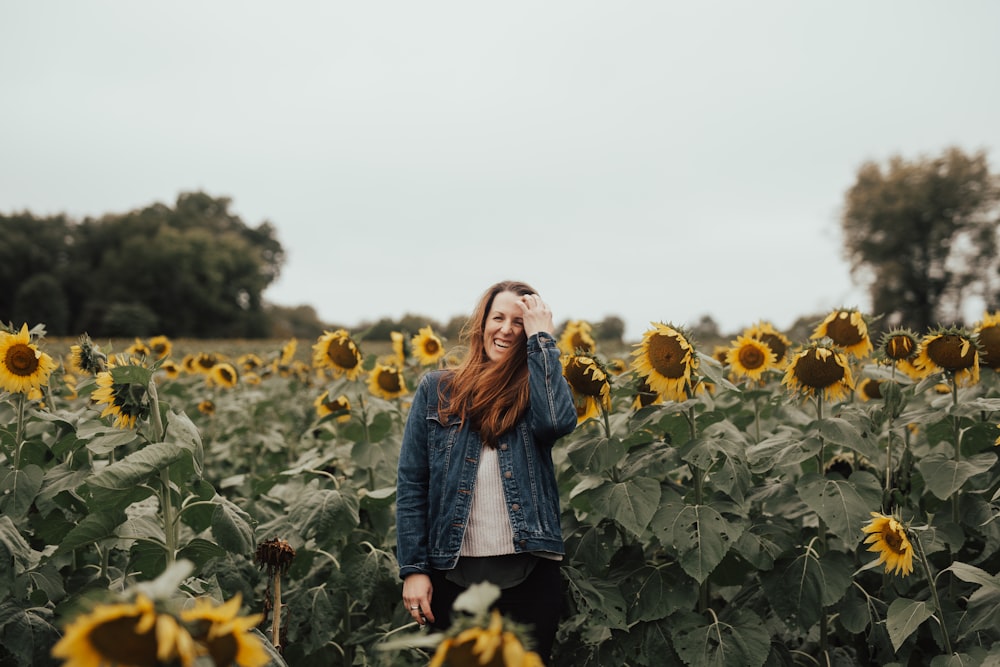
2, 1, 999, 341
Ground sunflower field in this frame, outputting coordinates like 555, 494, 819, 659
2, 311, 1000, 667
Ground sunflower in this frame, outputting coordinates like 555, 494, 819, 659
208, 363, 239, 389
725, 334, 777, 382
875, 328, 919, 364
391, 331, 408, 366
159, 360, 182, 380
51, 594, 197, 667
124, 337, 152, 359
312, 330, 364, 380
428, 609, 544, 667
857, 377, 883, 401
711, 345, 730, 366
781, 342, 855, 403
180, 594, 268, 667
915, 327, 980, 387
148, 335, 173, 360
278, 338, 297, 366
862, 512, 914, 576
811, 309, 873, 359
368, 362, 407, 400
631, 323, 698, 402
314, 391, 352, 422
255, 537, 297, 576
974, 311, 1000, 370
0, 323, 59, 394
70, 334, 108, 375
242, 372, 262, 386
411, 326, 446, 366
238, 353, 264, 373
562, 354, 611, 424
558, 320, 596, 355
92, 366, 152, 429
744, 321, 792, 366
192, 352, 221, 375
606, 358, 628, 375
631, 376, 662, 410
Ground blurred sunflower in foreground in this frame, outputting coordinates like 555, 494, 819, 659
811, 308, 873, 359
562, 353, 611, 423
915, 327, 980, 387
0, 323, 58, 394
631, 323, 699, 402
781, 342, 855, 403
428, 609, 544, 667
861, 512, 914, 577
51, 592, 269, 667
312, 329, 364, 380
411, 326, 446, 366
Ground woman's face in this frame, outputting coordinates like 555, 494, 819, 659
482, 290, 525, 363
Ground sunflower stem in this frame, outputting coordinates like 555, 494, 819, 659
601, 403, 611, 440
271, 571, 282, 649
13, 392, 26, 470
148, 381, 176, 567
911, 530, 953, 655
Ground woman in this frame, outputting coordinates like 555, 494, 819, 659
396, 280, 577, 664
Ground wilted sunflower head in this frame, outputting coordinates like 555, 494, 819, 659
745, 321, 792, 366
875, 328, 919, 364
862, 512, 914, 577
368, 362, 407, 399
314, 391, 351, 422
208, 363, 239, 389
312, 330, 364, 380
916, 326, 980, 387
255, 537, 297, 576
0, 323, 59, 394
725, 334, 777, 382
558, 320, 596, 356
631, 323, 699, 402
811, 309, 873, 359
92, 364, 153, 429
974, 311, 1000, 370
412, 326, 446, 366
70, 334, 108, 375
781, 342, 855, 402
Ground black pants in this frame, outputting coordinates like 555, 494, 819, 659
429, 557, 563, 664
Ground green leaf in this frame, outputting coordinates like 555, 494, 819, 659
815, 416, 879, 458
285, 487, 360, 548
760, 550, 853, 631
566, 522, 620, 575
211, 497, 255, 554
796, 471, 882, 543
650, 492, 746, 584
54, 511, 126, 555
746, 433, 822, 474
624, 563, 699, 623
164, 409, 203, 477
0, 516, 34, 575
0, 465, 44, 518
916, 451, 997, 500
671, 609, 771, 667
886, 597, 933, 652
86, 441, 189, 494
678, 436, 751, 503
566, 435, 629, 475
0, 600, 58, 667
588, 475, 661, 539
177, 538, 227, 569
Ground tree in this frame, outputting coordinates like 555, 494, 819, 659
841, 146, 1000, 333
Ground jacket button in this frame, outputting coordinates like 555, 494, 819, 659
500, 444, 508, 451
504, 471, 512, 479
519, 540, 527, 547
511, 503, 520, 511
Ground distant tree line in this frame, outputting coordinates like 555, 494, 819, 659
4, 146, 997, 343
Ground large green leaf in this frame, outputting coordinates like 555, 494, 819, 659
86, 441, 189, 494
949, 562, 1000, 640
0, 465, 43, 518
671, 609, 770, 667
678, 436, 751, 503
0, 600, 58, 667
886, 597, 933, 652
563, 565, 629, 632
54, 511, 126, 555
797, 471, 882, 543
566, 521, 620, 575
211, 497, 255, 554
916, 451, 997, 500
285, 487, 360, 548
746, 433, 822, 474
588, 475, 661, 539
650, 491, 746, 584
164, 409, 203, 477
0, 516, 34, 576
624, 563, 698, 623
760, 550, 853, 631
566, 435, 629, 475
815, 416, 879, 459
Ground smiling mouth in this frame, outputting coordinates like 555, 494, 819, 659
493, 339, 512, 350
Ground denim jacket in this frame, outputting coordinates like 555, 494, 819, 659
395, 332, 577, 579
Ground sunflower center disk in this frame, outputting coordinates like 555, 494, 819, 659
738, 346, 766, 371
927, 335, 976, 370
826, 317, 863, 347
329, 343, 359, 369
648, 334, 687, 379
90, 616, 159, 665
978, 326, 1000, 369
794, 351, 845, 389
6, 344, 40, 376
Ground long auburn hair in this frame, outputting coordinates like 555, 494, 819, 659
438, 280, 537, 446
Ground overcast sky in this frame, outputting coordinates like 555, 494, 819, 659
2, 1, 999, 341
